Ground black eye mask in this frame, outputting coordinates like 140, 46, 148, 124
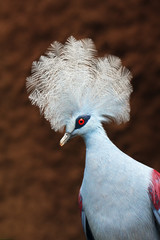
75, 115, 91, 129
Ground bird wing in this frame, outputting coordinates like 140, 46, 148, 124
148, 169, 160, 231
78, 192, 95, 240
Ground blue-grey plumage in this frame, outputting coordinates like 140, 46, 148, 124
27, 37, 160, 240
81, 127, 159, 239
64, 114, 160, 240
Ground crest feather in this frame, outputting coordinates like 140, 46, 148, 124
26, 36, 133, 131
46, 41, 64, 57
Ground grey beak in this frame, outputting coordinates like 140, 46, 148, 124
60, 132, 71, 146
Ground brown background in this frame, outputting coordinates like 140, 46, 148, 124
0, 0, 160, 239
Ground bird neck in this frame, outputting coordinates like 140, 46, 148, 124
81, 125, 122, 201
82, 125, 119, 176
83, 125, 112, 152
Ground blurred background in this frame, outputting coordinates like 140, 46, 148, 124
0, 0, 160, 239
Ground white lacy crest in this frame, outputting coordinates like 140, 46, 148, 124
26, 36, 133, 132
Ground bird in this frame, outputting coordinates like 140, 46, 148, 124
26, 36, 160, 240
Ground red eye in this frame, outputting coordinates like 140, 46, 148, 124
78, 118, 85, 125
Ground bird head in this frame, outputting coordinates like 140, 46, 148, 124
26, 36, 132, 144
60, 113, 103, 146
60, 114, 91, 146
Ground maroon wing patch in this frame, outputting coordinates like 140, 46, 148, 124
148, 169, 160, 210
148, 169, 160, 231
78, 191, 95, 240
